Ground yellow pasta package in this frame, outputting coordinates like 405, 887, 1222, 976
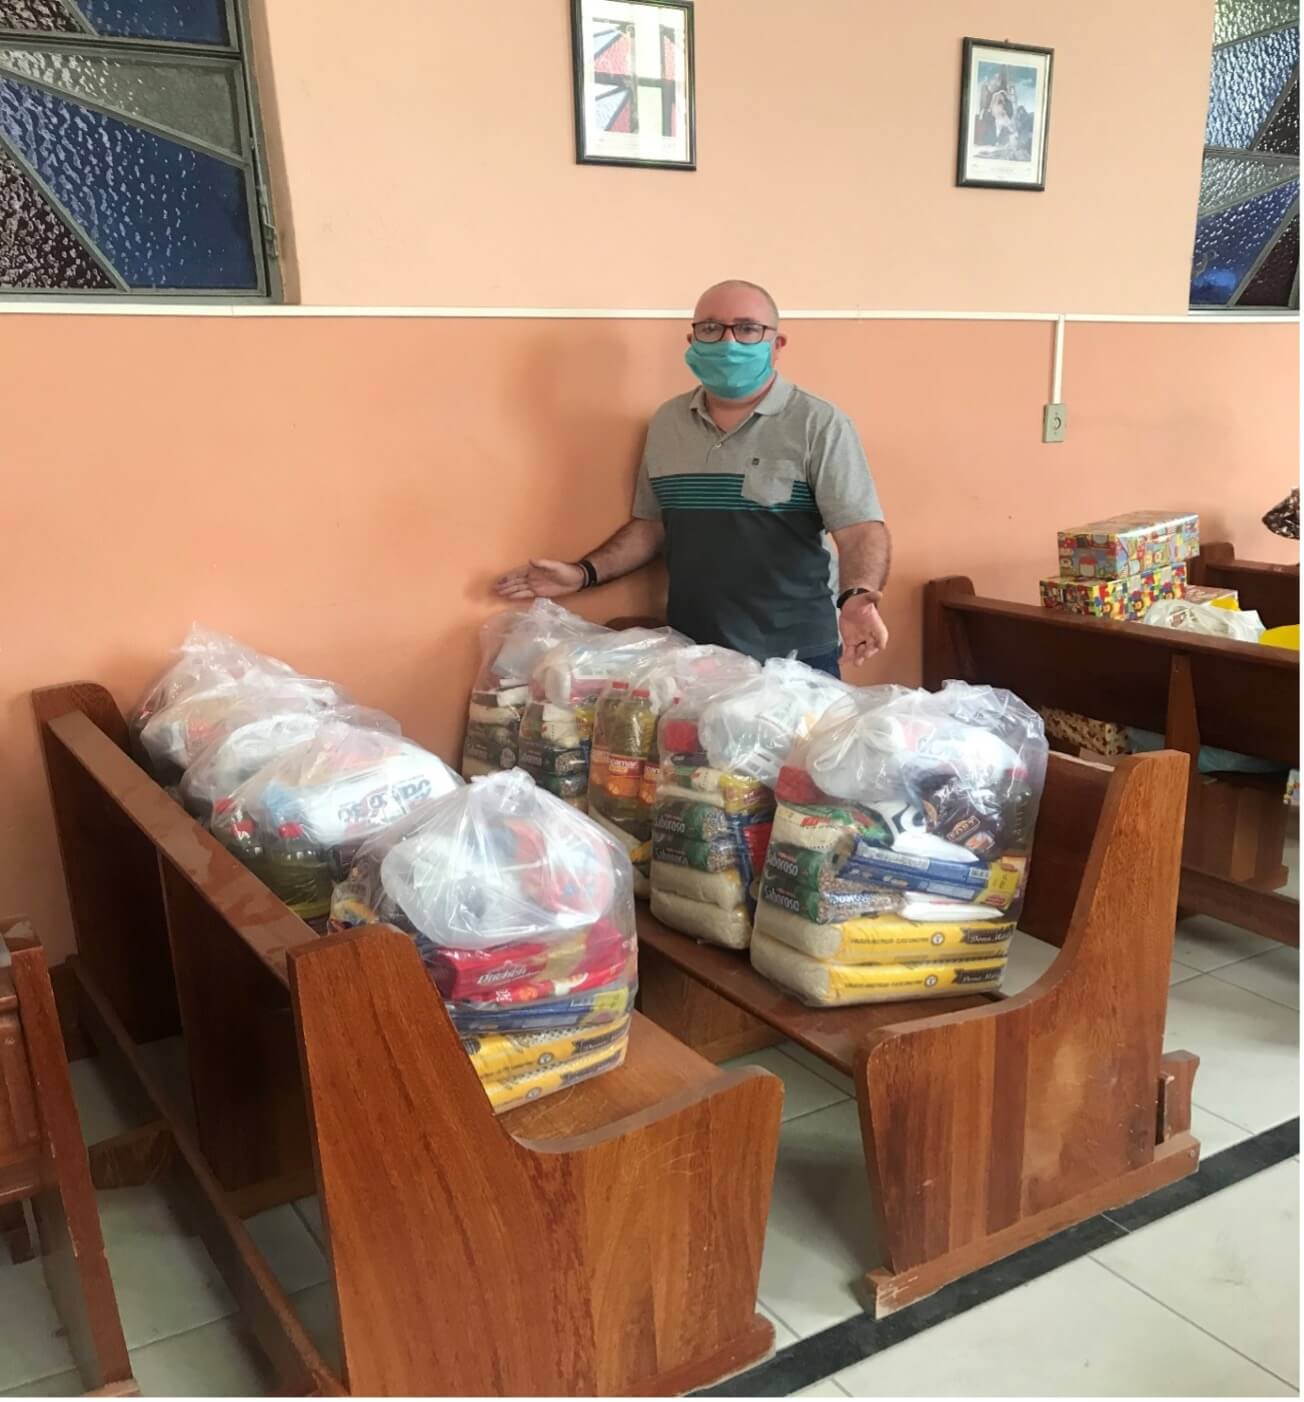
753, 902, 1013, 965
484, 1035, 630, 1113
464, 1017, 632, 1083
750, 928, 1006, 1007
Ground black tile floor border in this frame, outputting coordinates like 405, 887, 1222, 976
699, 1118, 1300, 1398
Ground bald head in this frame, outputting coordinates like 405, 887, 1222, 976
693, 279, 781, 327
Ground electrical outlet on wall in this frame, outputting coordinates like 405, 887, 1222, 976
1042, 402, 1066, 443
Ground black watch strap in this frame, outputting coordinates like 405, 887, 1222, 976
837, 586, 875, 610
575, 558, 598, 589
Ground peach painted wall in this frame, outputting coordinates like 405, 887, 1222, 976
249, 0, 1214, 312
1, 315, 1296, 958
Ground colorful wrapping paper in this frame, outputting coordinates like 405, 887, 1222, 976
1039, 561, 1187, 620
1056, 511, 1199, 580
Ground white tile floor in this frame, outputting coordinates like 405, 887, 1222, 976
0, 920, 1297, 1397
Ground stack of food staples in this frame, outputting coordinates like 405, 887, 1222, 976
648, 658, 851, 950
329, 768, 637, 1112
749, 681, 1047, 1006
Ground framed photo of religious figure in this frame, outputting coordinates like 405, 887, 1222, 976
957, 38, 1053, 189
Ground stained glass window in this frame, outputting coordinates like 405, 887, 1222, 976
0, 1, 273, 296
1192, 0, 1299, 308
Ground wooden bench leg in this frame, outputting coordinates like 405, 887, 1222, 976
7, 934, 136, 1393
0, 1201, 34, 1264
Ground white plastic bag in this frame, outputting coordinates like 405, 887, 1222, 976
518, 627, 689, 808
129, 625, 298, 759
328, 768, 637, 1037
750, 681, 1049, 1005
179, 704, 398, 820
211, 720, 462, 919
462, 603, 610, 779
589, 644, 749, 893
139, 670, 348, 784
1142, 599, 1264, 642
698, 657, 854, 787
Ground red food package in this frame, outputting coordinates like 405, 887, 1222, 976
659, 717, 700, 755
423, 917, 630, 1002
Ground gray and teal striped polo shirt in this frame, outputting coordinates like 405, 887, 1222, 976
632, 375, 883, 661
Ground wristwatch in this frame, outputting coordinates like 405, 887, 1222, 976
837, 587, 880, 610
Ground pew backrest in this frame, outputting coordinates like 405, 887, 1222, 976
924, 577, 1299, 767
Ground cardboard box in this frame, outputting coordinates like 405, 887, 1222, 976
1039, 561, 1187, 621
1184, 584, 1240, 608
1057, 511, 1199, 580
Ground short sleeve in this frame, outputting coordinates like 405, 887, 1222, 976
809, 412, 883, 532
632, 455, 662, 521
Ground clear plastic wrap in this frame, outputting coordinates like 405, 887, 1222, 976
649, 656, 844, 951
139, 671, 349, 788
518, 627, 688, 811
211, 720, 462, 920
1141, 599, 1265, 642
328, 769, 636, 1111
697, 657, 855, 788
129, 625, 298, 764
179, 704, 399, 822
462, 602, 610, 780
589, 643, 748, 897
750, 681, 1048, 1006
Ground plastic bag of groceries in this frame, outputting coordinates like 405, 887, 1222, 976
749, 681, 1047, 1007
328, 768, 636, 1113
129, 626, 300, 764
139, 668, 350, 789
517, 627, 688, 811
1142, 599, 1265, 643
211, 719, 462, 920
179, 704, 399, 822
648, 657, 850, 950
588, 643, 750, 897
698, 657, 854, 788
462, 602, 610, 779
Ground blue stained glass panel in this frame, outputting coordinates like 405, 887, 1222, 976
1206, 26, 1300, 148
74, 0, 229, 46
0, 77, 256, 287
1190, 179, 1299, 303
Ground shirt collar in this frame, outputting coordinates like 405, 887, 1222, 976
689, 373, 793, 422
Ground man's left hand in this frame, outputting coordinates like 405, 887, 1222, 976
839, 594, 889, 667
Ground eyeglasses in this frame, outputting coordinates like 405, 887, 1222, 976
691, 319, 776, 345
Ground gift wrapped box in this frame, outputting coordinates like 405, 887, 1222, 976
1057, 511, 1199, 580
1039, 707, 1129, 758
1039, 561, 1187, 621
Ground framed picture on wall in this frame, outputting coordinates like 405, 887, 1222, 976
956, 38, 1053, 190
571, 0, 695, 170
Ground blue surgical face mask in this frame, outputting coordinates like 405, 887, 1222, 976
684, 338, 774, 399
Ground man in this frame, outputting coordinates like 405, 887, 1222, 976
495, 280, 890, 674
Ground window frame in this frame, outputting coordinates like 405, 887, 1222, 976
1191, 8, 1300, 313
0, 0, 280, 300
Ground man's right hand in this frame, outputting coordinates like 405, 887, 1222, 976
494, 559, 586, 601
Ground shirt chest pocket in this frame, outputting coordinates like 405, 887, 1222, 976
741, 456, 803, 508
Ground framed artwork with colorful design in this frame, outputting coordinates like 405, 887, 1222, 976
570, 0, 694, 170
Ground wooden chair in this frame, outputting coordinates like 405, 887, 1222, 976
0, 918, 136, 1396
1190, 540, 1299, 628
32, 681, 784, 1397
637, 748, 1201, 1316
924, 575, 1299, 946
